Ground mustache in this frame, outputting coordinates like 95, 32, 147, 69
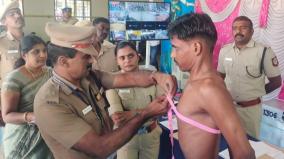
235, 34, 244, 38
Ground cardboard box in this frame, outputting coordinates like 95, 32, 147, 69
260, 98, 284, 148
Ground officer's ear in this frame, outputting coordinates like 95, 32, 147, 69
57, 56, 68, 67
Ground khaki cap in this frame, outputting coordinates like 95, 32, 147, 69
45, 22, 97, 56
74, 20, 92, 27
0, 0, 20, 21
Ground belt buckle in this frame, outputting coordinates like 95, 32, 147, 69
137, 126, 148, 135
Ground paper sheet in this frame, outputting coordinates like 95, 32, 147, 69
219, 140, 284, 159
159, 117, 178, 131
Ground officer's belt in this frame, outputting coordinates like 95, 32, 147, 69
137, 121, 157, 135
236, 98, 261, 107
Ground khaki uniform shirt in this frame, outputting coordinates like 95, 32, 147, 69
217, 40, 280, 102
107, 85, 163, 127
0, 31, 21, 85
34, 72, 112, 159
92, 40, 119, 73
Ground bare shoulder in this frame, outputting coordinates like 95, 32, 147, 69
197, 76, 232, 106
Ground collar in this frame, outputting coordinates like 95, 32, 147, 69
98, 40, 114, 56
6, 31, 16, 41
233, 39, 255, 49
52, 71, 77, 95
52, 71, 91, 95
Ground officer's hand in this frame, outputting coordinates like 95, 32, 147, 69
144, 96, 169, 119
152, 72, 177, 96
111, 111, 133, 127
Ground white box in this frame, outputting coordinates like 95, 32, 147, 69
260, 98, 284, 148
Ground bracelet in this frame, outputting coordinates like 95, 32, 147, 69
24, 112, 29, 123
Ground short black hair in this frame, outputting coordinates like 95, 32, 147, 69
47, 43, 77, 66
62, 7, 72, 13
233, 16, 253, 29
168, 13, 217, 52
114, 41, 137, 56
92, 17, 110, 26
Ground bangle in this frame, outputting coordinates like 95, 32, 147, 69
24, 112, 29, 123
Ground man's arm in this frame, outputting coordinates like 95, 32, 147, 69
200, 82, 255, 159
95, 70, 177, 96
72, 96, 168, 158
265, 75, 282, 93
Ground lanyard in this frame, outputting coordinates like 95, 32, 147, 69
52, 75, 105, 127
72, 87, 105, 127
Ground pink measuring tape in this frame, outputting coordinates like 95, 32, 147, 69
166, 95, 221, 159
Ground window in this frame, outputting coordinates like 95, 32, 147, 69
54, 0, 91, 21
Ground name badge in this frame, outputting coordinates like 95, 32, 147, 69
119, 89, 130, 94
82, 105, 92, 115
7, 50, 18, 54
225, 57, 232, 61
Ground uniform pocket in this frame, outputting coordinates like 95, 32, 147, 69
245, 65, 261, 78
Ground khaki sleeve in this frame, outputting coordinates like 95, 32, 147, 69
92, 70, 115, 89
217, 48, 226, 74
263, 47, 281, 78
155, 85, 165, 97
35, 102, 92, 148
106, 89, 123, 116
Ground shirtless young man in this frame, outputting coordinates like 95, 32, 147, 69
168, 13, 255, 159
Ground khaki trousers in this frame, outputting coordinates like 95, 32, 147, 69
236, 103, 261, 139
117, 126, 162, 159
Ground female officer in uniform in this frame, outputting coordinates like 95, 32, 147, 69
106, 41, 163, 159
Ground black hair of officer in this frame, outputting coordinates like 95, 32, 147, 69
62, 7, 72, 13
114, 40, 143, 63
167, 13, 217, 53
92, 17, 110, 26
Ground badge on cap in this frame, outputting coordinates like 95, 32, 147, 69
272, 56, 279, 67
82, 105, 92, 115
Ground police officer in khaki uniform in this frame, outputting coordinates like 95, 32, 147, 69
217, 16, 282, 139
92, 17, 119, 72
106, 41, 163, 159
34, 22, 176, 159
0, 0, 24, 126
0, 0, 24, 85
59, 7, 78, 25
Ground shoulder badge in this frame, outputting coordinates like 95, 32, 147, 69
272, 56, 279, 67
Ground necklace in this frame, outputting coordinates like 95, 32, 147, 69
25, 66, 45, 79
